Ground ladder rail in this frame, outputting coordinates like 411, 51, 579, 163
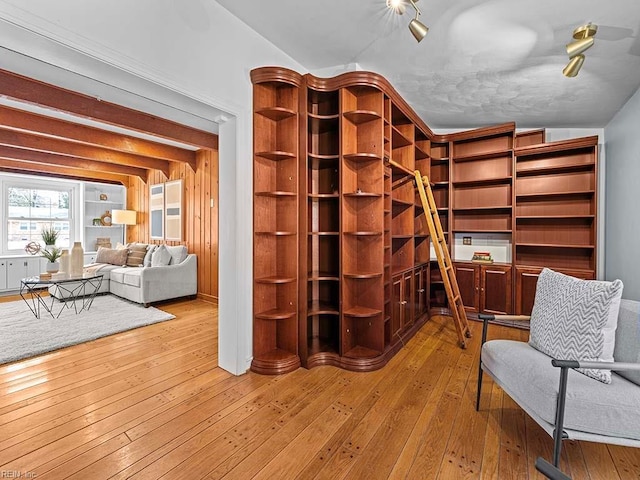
414, 170, 471, 347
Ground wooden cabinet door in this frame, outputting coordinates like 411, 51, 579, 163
515, 266, 541, 316
454, 263, 479, 313
481, 265, 512, 315
515, 266, 595, 315
402, 271, 413, 329
392, 275, 403, 336
414, 265, 428, 320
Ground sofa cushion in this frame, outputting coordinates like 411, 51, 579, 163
110, 268, 142, 287
529, 268, 624, 384
483, 340, 640, 441
151, 245, 172, 266
166, 245, 188, 265
614, 299, 640, 386
126, 243, 148, 267
143, 245, 156, 267
95, 247, 128, 266
83, 263, 121, 281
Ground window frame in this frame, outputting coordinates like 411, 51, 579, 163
2, 177, 79, 256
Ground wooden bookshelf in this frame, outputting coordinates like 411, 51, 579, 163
251, 68, 303, 375
252, 67, 601, 373
513, 136, 598, 314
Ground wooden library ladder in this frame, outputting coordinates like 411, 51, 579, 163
414, 170, 472, 348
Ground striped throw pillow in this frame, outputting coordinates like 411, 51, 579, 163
126, 243, 148, 267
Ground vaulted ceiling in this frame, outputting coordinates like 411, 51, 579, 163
0, 69, 218, 185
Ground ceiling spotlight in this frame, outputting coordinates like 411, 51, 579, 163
386, 0, 406, 15
562, 54, 585, 77
409, 17, 429, 42
387, 0, 429, 43
563, 23, 597, 77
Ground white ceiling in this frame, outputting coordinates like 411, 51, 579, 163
216, 0, 640, 129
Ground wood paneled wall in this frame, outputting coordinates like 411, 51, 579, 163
126, 149, 219, 301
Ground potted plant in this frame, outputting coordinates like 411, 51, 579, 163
41, 246, 62, 273
41, 226, 59, 249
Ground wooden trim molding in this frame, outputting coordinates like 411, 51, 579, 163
0, 104, 197, 168
0, 68, 218, 150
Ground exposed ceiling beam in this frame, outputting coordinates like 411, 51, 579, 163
0, 128, 170, 177
0, 159, 128, 185
0, 145, 148, 182
0, 68, 219, 150
0, 104, 198, 169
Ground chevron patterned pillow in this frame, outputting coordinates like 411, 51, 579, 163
529, 268, 624, 384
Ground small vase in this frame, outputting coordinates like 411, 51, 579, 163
70, 241, 84, 276
59, 249, 69, 276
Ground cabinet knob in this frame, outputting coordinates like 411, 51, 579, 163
400, 301, 408, 305
481, 288, 485, 292
476, 287, 479, 291
418, 289, 425, 293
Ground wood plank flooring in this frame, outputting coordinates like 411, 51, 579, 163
1, 295, 639, 479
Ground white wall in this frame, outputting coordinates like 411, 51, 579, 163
605, 87, 640, 300
0, 0, 307, 374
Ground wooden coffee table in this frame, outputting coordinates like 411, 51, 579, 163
20, 274, 104, 319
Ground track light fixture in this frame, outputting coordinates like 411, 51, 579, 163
387, 0, 429, 43
563, 23, 597, 77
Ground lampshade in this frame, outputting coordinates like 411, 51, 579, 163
562, 23, 597, 78
111, 209, 137, 225
566, 37, 594, 58
563, 55, 585, 78
409, 18, 429, 42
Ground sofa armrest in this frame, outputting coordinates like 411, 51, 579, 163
547, 357, 640, 467
139, 254, 197, 282
552, 358, 640, 372
479, 314, 531, 346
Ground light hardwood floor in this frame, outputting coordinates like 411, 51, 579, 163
0, 296, 638, 479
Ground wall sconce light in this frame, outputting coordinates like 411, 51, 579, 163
563, 23, 597, 77
387, 0, 429, 42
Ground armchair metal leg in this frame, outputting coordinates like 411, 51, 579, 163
552, 365, 571, 467
535, 457, 572, 480
476, 313, 493, 411
476, 363, 483, 411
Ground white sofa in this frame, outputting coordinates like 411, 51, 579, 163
50, 245, 197, 307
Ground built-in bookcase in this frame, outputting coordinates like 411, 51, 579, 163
428, 140, 450, 309
303, 87, 341, 365
340, 85, 385, 359
513, 136, 598, 314
251, 69, 302, 374
252, 67, 601, 373
450, 124, 514, 262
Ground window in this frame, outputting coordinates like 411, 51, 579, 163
6, 185, 72, 252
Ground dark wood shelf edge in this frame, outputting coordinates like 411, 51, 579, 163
251, 352, 301, 375
451, 177, 512, 187
255, 309, 296, 320
515, 243, 595, 249
453, 149, 513, 162
256, 106, 297, 120
306, 313, 429, 372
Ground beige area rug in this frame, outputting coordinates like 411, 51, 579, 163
0, 294, 175, 364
